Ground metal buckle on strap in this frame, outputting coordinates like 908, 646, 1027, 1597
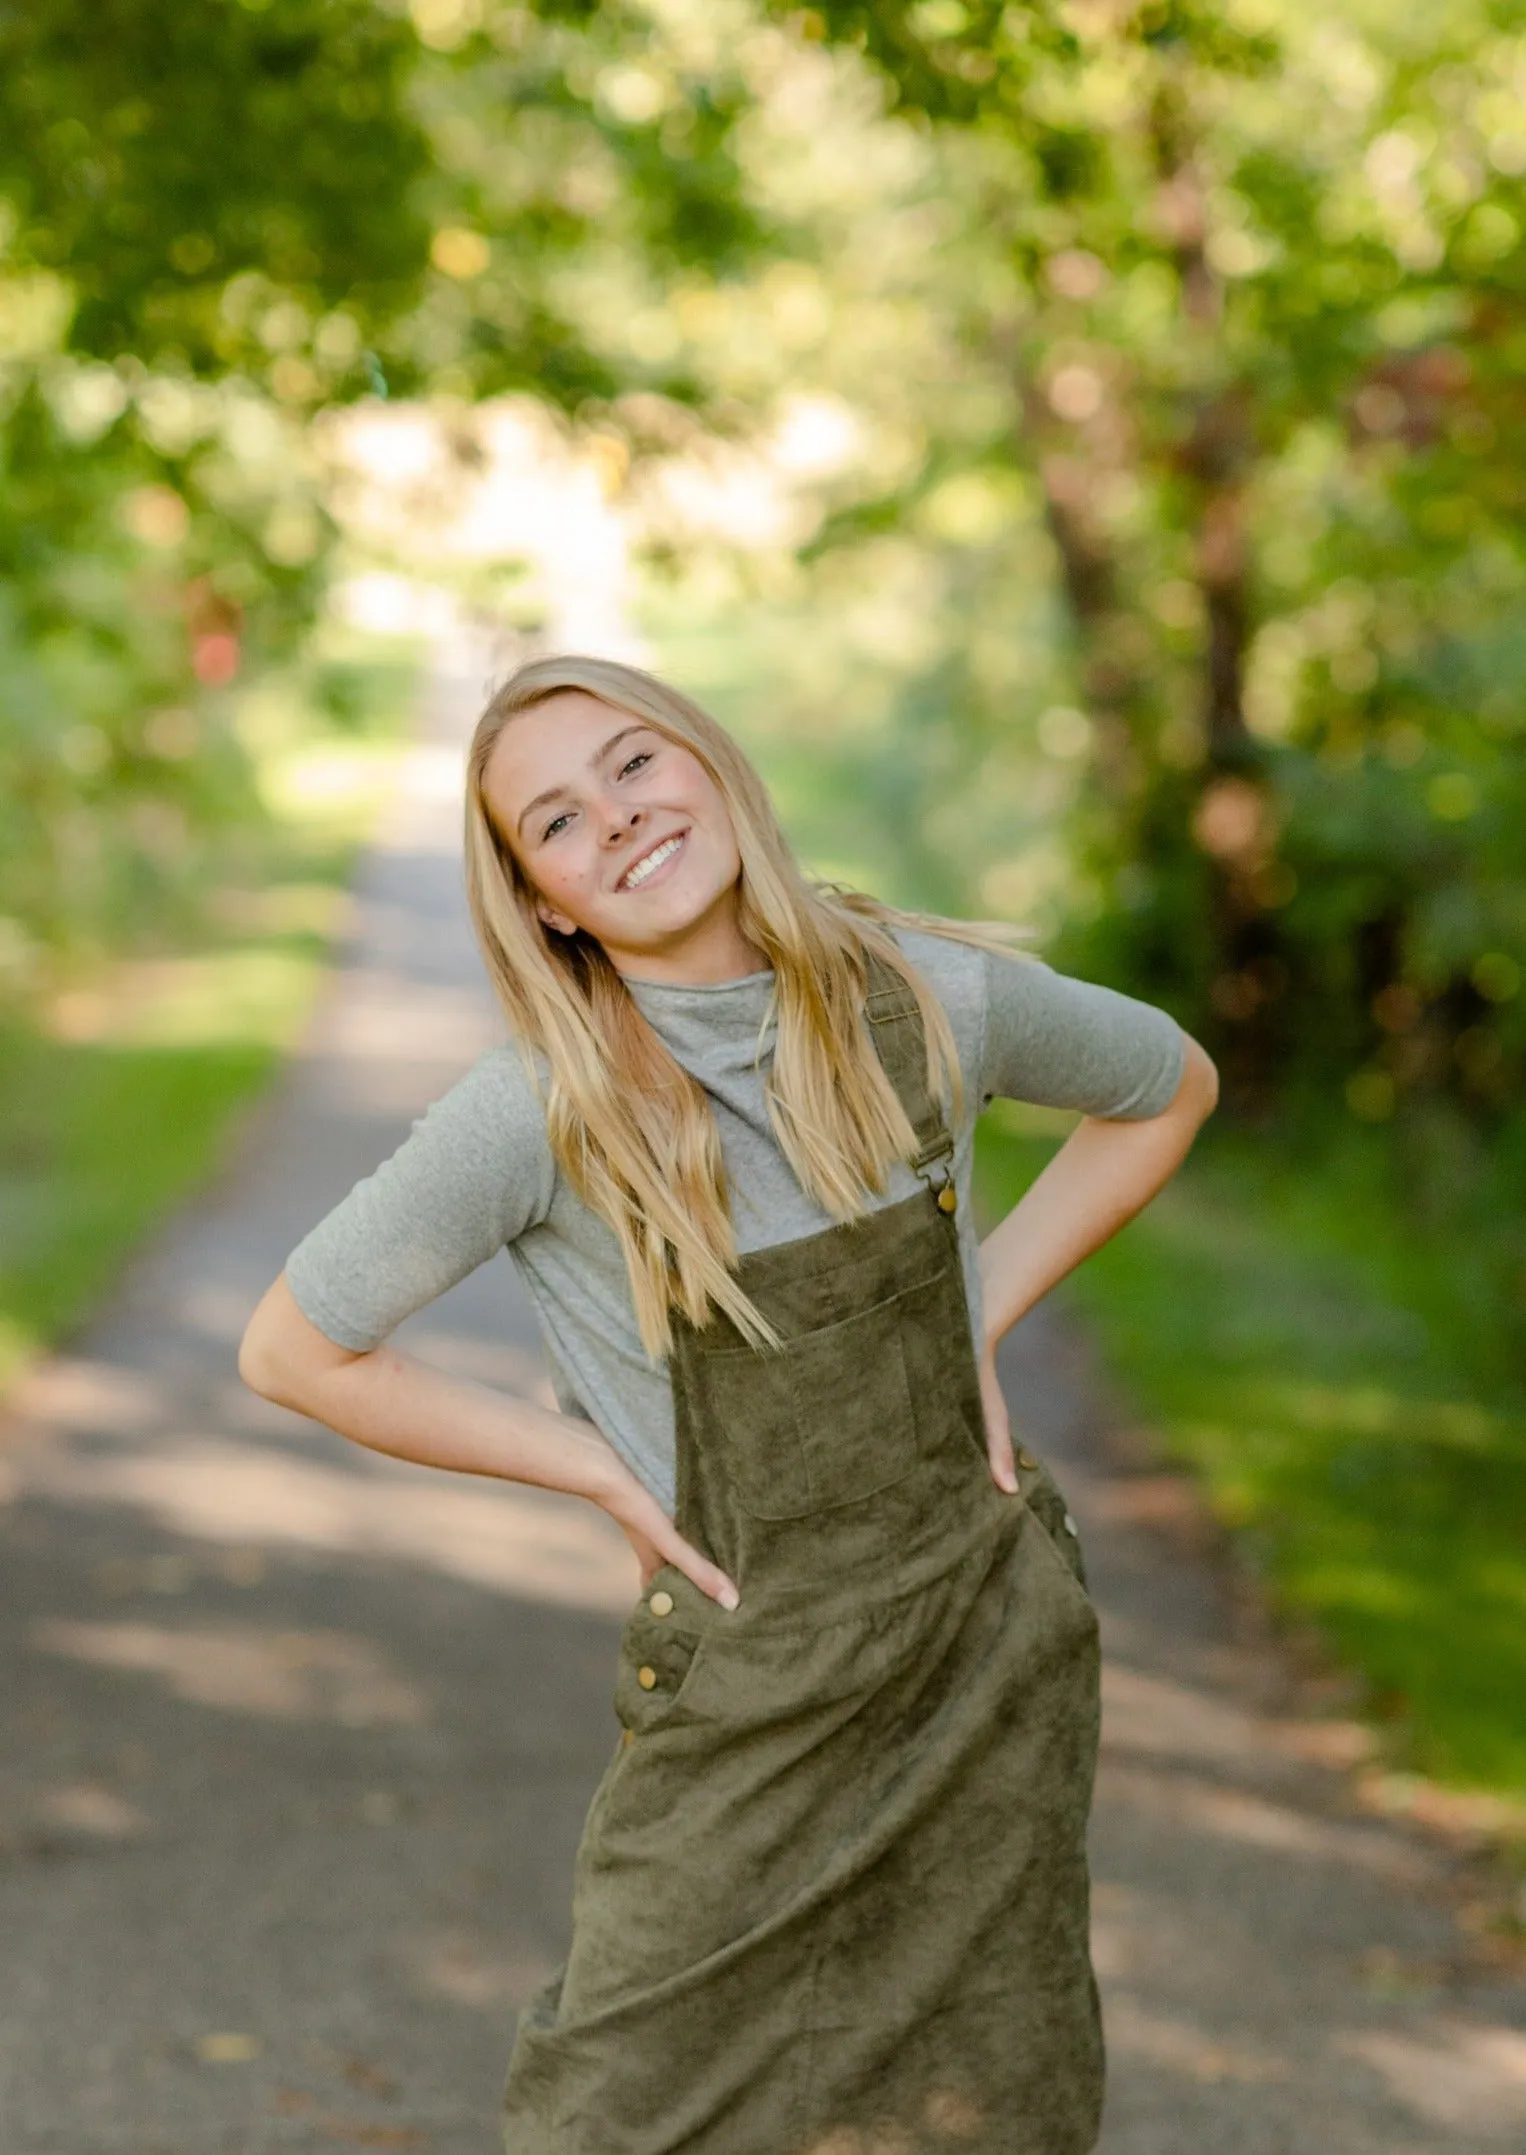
919, 1155, 958, 1214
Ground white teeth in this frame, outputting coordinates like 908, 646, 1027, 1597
621, 835, 683, 889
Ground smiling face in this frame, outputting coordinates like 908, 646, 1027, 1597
481, 689, 763, 984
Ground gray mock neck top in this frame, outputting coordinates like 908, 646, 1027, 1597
283, 929, 1185, 1514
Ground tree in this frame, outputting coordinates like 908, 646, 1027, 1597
0, 0, 780, 985
758, 0, 1525, 1124
0, 0, 431, 380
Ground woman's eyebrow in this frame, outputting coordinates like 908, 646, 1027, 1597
515, 724, 650, 837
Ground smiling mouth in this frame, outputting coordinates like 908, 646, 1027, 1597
616, 830, 688, 891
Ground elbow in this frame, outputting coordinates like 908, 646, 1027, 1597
1176, 1033, 1219, 1125
237, 1319, 294, 1406
237, 1324, 337, 1417
237, 1271, 346, 1411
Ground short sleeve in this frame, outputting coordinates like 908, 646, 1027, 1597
979, 951, 1185, 1120
282, 1045, 557, 1351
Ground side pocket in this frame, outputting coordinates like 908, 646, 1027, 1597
1021, 1461, 1089, 1591
614, 1603, 706, 1731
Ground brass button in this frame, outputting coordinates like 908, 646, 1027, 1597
937, 1182, 958, 1214
1016, 1449, 1038, 1470
648, 1590, 674, 1617
636, 1665, 657, 1690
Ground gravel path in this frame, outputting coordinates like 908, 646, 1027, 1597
2, 656, 1522, 2154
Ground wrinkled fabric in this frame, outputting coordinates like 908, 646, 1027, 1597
501, 960, 1104, 2154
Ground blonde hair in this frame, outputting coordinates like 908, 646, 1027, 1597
464, 653, 1030, 1358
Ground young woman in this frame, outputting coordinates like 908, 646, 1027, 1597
240, 654, 1217, 2154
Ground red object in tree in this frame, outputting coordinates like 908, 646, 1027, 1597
184, 576, 243, 686
193, 631, 240, 685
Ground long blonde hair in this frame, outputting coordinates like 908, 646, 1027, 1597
464, 653, 1030, 1358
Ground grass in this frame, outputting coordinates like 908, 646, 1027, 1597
975, 1102, 1526, 1801
0, 642, 419, 1395
0, 1028, 283, 1380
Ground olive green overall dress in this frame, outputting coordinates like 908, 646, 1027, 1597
501, 958, 1105, 2154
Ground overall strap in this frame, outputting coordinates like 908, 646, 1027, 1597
862, 949, 957, 1204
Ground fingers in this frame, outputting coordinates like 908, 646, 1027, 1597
668, 1536, 740, 1611
601, 1473, 741, 1609
623, 1501, 740, 1609
975, 1352, 1018, 1495
650, 1523, 738, 1610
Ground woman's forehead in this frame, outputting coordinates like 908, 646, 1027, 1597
489, 692, 629, 783
508, 688, 626, 744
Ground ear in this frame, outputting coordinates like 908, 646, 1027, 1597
535, 897, 578, 938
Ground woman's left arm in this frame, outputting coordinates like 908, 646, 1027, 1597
974, 1034, 1219, 1490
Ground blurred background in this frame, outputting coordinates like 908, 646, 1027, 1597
1, 0, 1522, 1876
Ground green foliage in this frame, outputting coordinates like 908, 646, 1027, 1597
6, 0, 1522, 1093
0, 0, 790, 1009
0, 363, 335, 982
0, 0, 440, 1003
0, 0, 431, 381
745, 0, 1526, 1139
401, 0, 774, 405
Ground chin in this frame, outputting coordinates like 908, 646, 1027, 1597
636, 866, 729, 928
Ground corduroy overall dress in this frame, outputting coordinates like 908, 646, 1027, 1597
501, 957, 1105, 2154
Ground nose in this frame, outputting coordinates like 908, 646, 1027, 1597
600, 799, 644, 846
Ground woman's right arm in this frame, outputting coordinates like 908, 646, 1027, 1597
235, 1052, 739, 1607
237, 1273, 739, 1608
239, 1269, 624, 1496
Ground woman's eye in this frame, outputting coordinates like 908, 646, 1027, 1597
537, 748, 650, 840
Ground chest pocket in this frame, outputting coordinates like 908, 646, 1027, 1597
695, 1277, 934, 1521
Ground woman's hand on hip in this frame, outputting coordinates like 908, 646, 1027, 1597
594, 1457, 741, 1610
977, 1342, 1020, 1494
233, 1293, 741, 1600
